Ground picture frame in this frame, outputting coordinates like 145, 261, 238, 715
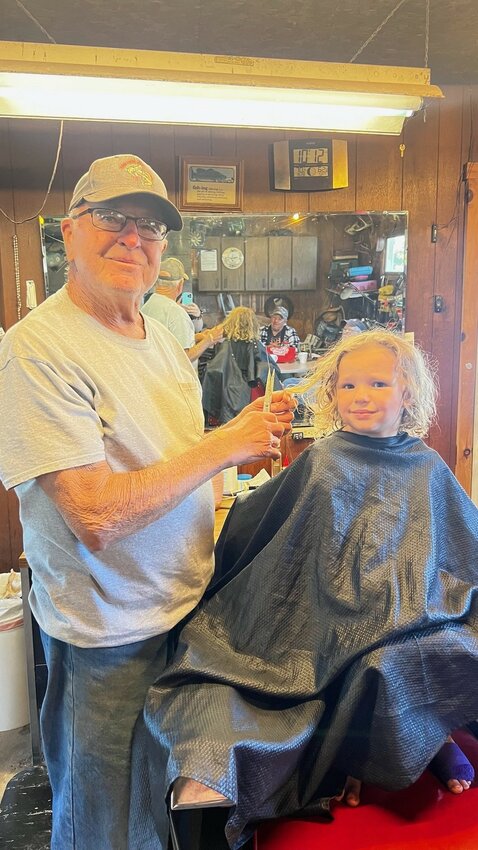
179, 156, 244, 211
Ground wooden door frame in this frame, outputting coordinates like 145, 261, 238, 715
455, 162, 478, 494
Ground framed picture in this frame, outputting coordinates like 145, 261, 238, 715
179, 156, 244, 211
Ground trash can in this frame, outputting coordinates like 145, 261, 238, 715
0, 576, 29, 731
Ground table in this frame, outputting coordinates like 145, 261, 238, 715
278, 360, 315, 379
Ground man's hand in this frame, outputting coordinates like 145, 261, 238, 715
212, 409, 286, 465
237, 390, 296, 431
183, 303, 202, 319
197, 324, 224, 347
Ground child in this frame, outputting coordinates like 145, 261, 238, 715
202, 306, 282, 424
130, 330, 478, 850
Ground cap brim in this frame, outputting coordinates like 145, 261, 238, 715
79, 189, 183, 232
158, 272, 189, 282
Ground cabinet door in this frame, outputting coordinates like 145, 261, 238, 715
292, 236, 318, 290
269, 237, 292, 291
198, 237, 222, 292
221, 238, 245, 292
245, 237, 268, 292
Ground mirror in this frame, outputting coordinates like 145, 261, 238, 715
40, 215, 68, 298
40, 210, 407, 339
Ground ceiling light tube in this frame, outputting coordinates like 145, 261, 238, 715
0, 41, 444, 135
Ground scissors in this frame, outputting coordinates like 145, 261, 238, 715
263, 366, 275, 413
263, 367, 283, 475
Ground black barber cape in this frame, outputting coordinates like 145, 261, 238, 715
202, 339, 282, 424
130, 432, 478, 850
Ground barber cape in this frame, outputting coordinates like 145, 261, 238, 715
202, 339, 281, 424
130, 432, 478, 850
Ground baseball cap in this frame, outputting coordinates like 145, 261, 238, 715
342, 318, 368, 335
68, 154, 183, 232
158, 257, 189, 282
271, 306, 288, 320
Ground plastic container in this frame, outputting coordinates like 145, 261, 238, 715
237, 473, 253, 492
347, 265, 373, 278
0, 595, 29, 731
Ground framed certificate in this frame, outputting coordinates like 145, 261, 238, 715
179, 156, 244, 211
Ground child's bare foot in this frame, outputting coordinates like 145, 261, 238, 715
341, 736, 474, 806
429, 736, 474, 794
343, 775, 362, 806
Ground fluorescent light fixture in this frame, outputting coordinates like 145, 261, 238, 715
0, 41, 443, 135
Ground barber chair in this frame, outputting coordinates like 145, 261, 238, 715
254, 728, 478, 850
168, 729, 478, 850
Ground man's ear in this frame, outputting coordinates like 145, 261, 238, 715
61, 217, 75, 261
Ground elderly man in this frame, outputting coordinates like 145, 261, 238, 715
0, 153, 294, 850
142, 256, 223, 362
154, 256, 204, 331
260, 305, 300, 347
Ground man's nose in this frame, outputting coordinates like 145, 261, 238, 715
117, 221, 142, 248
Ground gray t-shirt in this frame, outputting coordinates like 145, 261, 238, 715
0, 287, 214, 648
141, 292, 195, 349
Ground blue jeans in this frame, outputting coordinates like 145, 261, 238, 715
40, 629, 168, 850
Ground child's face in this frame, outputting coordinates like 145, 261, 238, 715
337, 344, 406, 438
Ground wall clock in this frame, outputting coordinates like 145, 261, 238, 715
222, 246, 244, 269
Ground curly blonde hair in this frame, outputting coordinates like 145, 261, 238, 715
222, 306, 260, 342
293, 329, 437, 438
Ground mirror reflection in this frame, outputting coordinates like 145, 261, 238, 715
41, 210, 407, 328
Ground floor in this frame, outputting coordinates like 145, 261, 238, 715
0, 725, 32, 799
0, 725, 52, 849
0, 726, 246, 850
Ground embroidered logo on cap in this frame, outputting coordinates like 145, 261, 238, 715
122, 160, 153, 187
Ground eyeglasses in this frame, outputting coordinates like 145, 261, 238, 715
70, 207, 169, 241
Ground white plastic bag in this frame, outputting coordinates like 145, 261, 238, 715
0, 571, 23, 630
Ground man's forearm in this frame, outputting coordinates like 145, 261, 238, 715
186, 331, 215, 363
39, 405, 287, 551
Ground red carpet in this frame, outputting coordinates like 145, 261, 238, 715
255, 729, 478, 850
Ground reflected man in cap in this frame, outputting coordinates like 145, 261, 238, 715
160, 257, 204, 333
260, 304, 301, 348
142, 256, 223, 362
0, 153, 295, 850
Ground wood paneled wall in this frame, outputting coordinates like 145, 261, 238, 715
1, 86, 478, 570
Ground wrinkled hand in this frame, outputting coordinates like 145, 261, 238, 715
204, 324, 224, 346
238, 390, 296, 432
183, 303, 201, 319
215, 409, 286, 465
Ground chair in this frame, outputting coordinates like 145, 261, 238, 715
254, 728, 478, 850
